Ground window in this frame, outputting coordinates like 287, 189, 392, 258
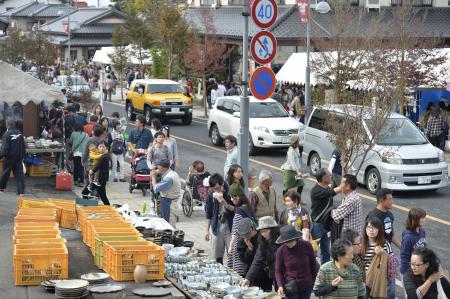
221, 100, 234, 114
26, 22, 38, 31
309, 109, 327, 131
200, 0, 214, 5
232, 103, 240, 113
133, 84, 141, 92
146, 84, 181, 94
228, 0, 244, 5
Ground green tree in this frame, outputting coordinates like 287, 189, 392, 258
111, 25, 130, 101
153, 5, 189, 80
151, 48, 167, 79
123, 3, 153, 73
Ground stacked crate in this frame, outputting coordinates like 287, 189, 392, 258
48, 198, 77, 229
13, 207, 68, 286
77, 206, 164, 281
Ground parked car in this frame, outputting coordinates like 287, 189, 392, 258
207, 96, 304, 155
126, 79, 193, 125
301, 104, 449, 194
53, 75, 91, 100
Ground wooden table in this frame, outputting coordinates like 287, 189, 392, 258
26, 148, 65, 154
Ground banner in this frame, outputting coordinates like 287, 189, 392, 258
296, 0, 308, 23
63, 21, 69, 33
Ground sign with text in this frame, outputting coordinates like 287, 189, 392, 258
251, 0, 278, 29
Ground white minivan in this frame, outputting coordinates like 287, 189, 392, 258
301, 104, 449, 194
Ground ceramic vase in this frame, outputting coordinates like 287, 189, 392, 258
134, 264, 147, 283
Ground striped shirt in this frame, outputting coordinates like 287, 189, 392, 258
229, 213, 247, 276
313, 261, 365, 299
363, 241, 393, 271
331, 191, 363, 234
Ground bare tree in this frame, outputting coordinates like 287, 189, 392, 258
185, 9, 233, 117
0, 27, 27, 65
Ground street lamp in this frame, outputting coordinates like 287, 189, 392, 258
305, 0, 331, 122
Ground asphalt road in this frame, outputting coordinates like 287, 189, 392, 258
103, 101, 450, 272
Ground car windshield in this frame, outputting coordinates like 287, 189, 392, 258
147, 84, 181, 94
249, 101, 289, 118
365, 118, 428, 145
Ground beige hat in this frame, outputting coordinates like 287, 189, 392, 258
288, 134, 299, 144
256, 216, 278, 230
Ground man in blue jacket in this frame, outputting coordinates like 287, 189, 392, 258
0, 118, 26, 195
204, 173, 235, 265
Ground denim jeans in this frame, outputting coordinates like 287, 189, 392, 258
159, 196, 172, 223
312, 223, 330, 264
286, 286, 312, 299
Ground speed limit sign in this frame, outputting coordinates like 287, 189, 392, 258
251, 0, 278, 29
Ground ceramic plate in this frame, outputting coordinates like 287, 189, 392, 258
153, 280, 172, 287
89, 284, 125, 293
55, 279, 89, 289
81, 273, 110, 281
133, 287, 172, 297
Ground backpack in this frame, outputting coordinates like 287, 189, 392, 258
111, 139, 124, 155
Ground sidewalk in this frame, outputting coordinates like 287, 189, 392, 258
71, 161, 213, 259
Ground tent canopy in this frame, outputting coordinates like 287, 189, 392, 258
0, 61, 64, 104
92, 46, 152, 65
276, 49, 450, 89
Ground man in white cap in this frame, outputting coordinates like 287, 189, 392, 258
248, 170, 278, 221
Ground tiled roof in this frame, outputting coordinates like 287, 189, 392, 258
185, 6, 291, 38
72, 24, 116, 34
39, 8, 124, 34
33, 5, 75, 17
60, 36, 112, 46
0, 16, 8, 24
185, 6, 450, 40
0, 3, 74, 18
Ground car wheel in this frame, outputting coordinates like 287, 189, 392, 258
126, 102, 136, 121
366, 168, 381, 195
249, 134, 256, 156
144, 106, 153, 125
309, 152, 321, 176
210, 124, 223, 146
182, 113, 193, 125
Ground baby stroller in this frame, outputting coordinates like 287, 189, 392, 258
129, 149, 151, 196
182, 171, 210, 217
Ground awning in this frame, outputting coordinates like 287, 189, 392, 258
0, 61, 64, 104
92, 46, 152, 65
275, 53, 317, 86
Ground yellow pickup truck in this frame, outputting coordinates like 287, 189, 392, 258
125, 79, 193, 125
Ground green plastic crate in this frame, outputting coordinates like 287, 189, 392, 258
94, 236, 144, 269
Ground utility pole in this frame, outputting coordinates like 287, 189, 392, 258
304, 0, 311, 123
238, 0, 250, 192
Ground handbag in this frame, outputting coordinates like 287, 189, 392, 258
285, 280, 298, 296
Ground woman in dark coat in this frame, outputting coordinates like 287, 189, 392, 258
82, 141, 111, 205
242, 216, 280, 291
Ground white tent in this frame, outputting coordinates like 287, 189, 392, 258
276, 53, 317, 85
92, 46, 152, 65
0, 61, 64, 104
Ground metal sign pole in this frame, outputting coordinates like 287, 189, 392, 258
239, 0, 250, 192
304, 0, 312, 123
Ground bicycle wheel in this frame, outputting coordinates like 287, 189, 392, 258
182, 190, 193, 217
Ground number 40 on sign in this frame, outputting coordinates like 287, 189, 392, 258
252, 0, 278, 29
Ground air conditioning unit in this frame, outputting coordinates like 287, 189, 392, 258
365, 0, 380, 11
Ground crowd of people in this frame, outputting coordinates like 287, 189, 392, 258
197, 133, 449, 299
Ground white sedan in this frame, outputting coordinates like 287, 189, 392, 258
207, 96, 303, 155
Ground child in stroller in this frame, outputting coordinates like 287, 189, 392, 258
182, 160, 210, 217
129, 149, 151, 196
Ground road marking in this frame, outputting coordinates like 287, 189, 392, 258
171, 133, 450, 227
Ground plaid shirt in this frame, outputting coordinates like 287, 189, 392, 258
331, 191, 363, 234
313, 261, 365, 298
426, 114, 444, 137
